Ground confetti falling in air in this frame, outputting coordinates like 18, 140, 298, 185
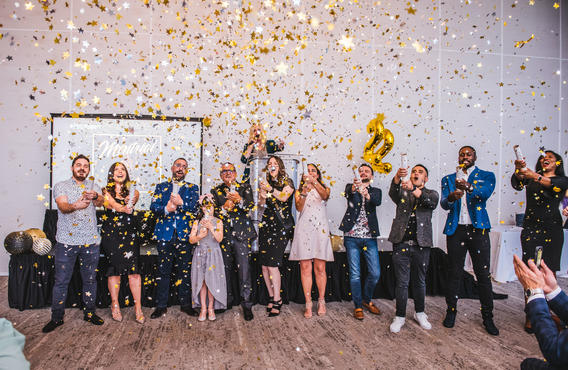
514, 34, 535, 48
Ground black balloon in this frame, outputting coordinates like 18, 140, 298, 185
4, 231, 33, 255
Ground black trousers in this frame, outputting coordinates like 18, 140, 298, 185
445, 225, 494, 315
224, 237, 254, 309
392, 243, 430, 317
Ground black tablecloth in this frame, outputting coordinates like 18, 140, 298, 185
8, 209, 506, 311
8, 248, 506, 311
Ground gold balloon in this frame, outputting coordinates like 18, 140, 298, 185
25, 228, 46, 240
363, 113, 394, 174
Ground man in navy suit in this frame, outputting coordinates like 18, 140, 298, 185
514, 255, 568, 369
440, 146, 499, 335
150, 158, 199, 319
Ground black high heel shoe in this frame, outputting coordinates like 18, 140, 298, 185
268, 299, 282, 317
266, 297, 274, 313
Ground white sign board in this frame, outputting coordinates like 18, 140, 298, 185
51, 115, 202, 209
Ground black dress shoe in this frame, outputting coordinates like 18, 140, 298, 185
180, 305, 198, 316
151, 307, 167, 319
443, 309, 456, 328
42, 320, 63, 333
243, 306, 254, 321
84, 313, 104, 325
483, 319, 499, 336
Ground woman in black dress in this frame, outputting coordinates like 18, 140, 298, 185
101, 162, 143, 323
240, 123, 284, 182
258, 155, 295, 317
511, 150, 568, 332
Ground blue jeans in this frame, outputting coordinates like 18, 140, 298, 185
156, 232, 193, 308
344, 236, 381, 308
51, 243, 100, 321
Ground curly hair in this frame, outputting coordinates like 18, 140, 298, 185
105, 162, 131, 199
536, 150, 565, 176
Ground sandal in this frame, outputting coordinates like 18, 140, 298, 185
266, 296, 274, 313
111, 303, 122, 322
304, 300, 313, 319
198, 309, 207, 322
269, 299, 283, 317
208, 308, 216, 321
135, 306, 145, 324
317, 298, 326, 316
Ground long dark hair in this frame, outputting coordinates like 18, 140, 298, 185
105, 162, 131, 199
299, 163, 326, 193
265, 155, 290, 187
535, 150, 565, 177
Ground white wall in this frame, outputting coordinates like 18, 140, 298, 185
1, 0, 566, 275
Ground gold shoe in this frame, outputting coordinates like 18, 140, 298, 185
111, 303, 122, 322
135, 308, 145, 324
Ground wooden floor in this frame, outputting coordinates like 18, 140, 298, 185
1, 276, 565, 370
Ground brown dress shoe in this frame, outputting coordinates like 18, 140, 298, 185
354, 308, 364, 320
524, 316, 534, 334
362, 301, 381, 315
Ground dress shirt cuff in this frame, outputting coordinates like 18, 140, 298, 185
527, 293, 546, 304
546, 286, 562, 301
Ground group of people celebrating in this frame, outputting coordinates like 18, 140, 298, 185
41, 143, 568, 354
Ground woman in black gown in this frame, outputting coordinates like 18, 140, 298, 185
101, 162, 143, 323
258, 155, 295, 317
511, 150, 568, 332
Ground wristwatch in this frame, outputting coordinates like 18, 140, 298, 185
525, 288, 544, 298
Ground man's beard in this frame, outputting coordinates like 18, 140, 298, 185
73, 171, 87, 181
361, 178, 371, 183
173, 172, 186, 181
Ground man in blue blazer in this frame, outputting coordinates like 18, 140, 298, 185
440, 146, 499, 335
150, 158, 199, 319
514, 255, 568, 369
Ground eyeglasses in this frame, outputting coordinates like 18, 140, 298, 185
173, 163, 188, 169
220, 169, 235, 174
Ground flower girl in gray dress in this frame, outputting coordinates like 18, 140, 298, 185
190, 194, 227, 321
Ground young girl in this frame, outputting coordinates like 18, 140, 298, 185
190, 194, 227, 321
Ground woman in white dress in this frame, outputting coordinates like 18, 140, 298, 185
289, 163, 334, 318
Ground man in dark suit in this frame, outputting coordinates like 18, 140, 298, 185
149, 158, 199, 319
211, 162, 257, 321
514, 255, 568, 369
440, 146, 498, 335
388, 164, 439, 333
339, 164, 382, 320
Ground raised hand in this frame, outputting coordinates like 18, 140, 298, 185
170, 193, 183, 206
396, 167, 408, 181
73, 197, 91, 210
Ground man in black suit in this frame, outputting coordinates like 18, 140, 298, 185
339, 164, 382, 320
211, 162, 257, 321
388, 164, 439, 333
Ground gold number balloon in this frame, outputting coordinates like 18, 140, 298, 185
363, 113, 394, 174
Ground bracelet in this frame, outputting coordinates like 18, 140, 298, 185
537, 175, 542, 183
300, 193, 307, 198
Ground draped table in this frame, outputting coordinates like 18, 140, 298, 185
489, 226, 568, 282
7, 210, 506, 311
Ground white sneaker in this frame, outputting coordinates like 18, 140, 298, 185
390, 316, 406, 333
414, 312, 432, 330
